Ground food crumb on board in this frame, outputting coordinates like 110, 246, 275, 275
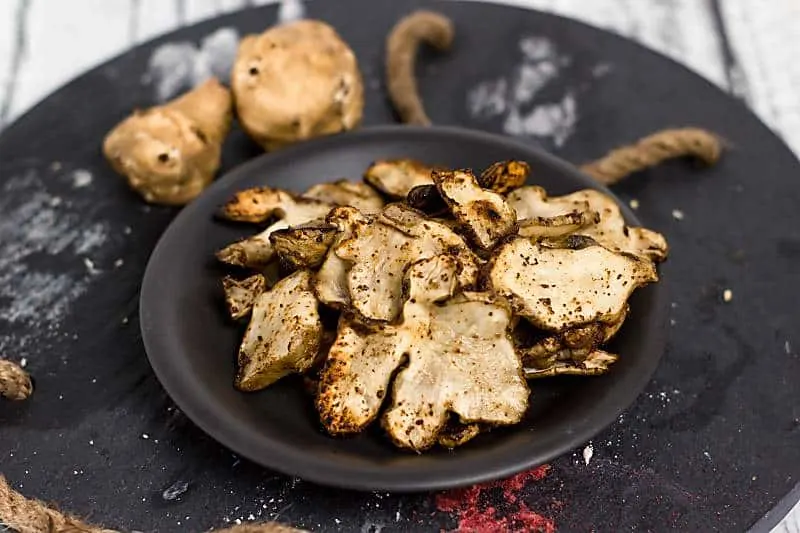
72, 169, 93, 188
671, 209, 684, 220
162, 480, 190, 501
722, 289, 733, 302
141, 433, 150, 440
703, 450, 712, 461
89, 440, 94, 446
114, 258, 124, 268
583, 443, 593, 465
19, 358, 27, 368
629, 199, 639, 209
83, 257, 101, 275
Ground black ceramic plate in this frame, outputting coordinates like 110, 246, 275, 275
140, 125, 667, 492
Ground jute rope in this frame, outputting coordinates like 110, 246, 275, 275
0, 476, 305, 532
0, 360, 32, 401
579, 127, 723, 184
385, 10, 454, 126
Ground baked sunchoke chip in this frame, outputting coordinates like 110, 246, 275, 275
270, 221, 339, 271
513, 313, 626, 378
236, 270, 322, 391
330, 203, 480, 322
222, 274, 267, 320
103, 78, 232, 205
317, 255, 529, 451
518, 210, 600, 240
315, 206, 371, 309
508, 186, 668, 262
478, 160, 530, 194
364, 159, 436, 198
489, 236, 657, 332
302, 180, 384, 214
231, 20, 364, 151
216, 187, 334, 268
433, 169, 518, 250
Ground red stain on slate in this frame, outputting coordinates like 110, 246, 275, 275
435, 465, 556, 532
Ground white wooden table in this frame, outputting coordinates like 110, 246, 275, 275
0, 1, 798, 531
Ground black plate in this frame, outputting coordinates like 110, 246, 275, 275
140, 125, 667, 491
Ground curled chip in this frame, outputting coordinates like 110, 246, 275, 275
433, 169, 518, 250
222, 274, 267, 320
270, 221, 339, 271
364, 159, 436, 198
508, 186, 668, 262
478, 160, 530, 194
303, 180, 384, 214
216, 187, 334, 268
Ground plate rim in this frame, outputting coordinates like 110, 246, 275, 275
140, 124, 668, 492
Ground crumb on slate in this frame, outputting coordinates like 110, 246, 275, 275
723, 289, 733, 302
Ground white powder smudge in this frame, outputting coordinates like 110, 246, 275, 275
83, 258, 101, 276
71, 169, 93, 188
0, 172, 111, 357
146, 27, 240, 102
583, 444, 594, 465
785, 340, 792, 355
504, 93, 577, 147
278, 0, 305, 24
162, 480, 190, 501
592, 63, 613, 78
467, 36, 579, 148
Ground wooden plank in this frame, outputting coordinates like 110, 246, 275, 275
0, 0, 27, 128
467, 0, 728, 89
184, 0, 222, 25
774, 498, 800, 533
134, 0, 183, 43
8, 0, 131, 122
719, 0, 800, 155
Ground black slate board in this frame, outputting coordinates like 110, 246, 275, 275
1, 1, 798, 531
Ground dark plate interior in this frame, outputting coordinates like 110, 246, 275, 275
140, 125, 667, 491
